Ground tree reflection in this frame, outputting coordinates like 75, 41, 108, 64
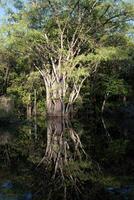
0, 120, 99, 200
36, 118, 96, 200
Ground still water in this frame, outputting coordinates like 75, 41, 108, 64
0, 116, 134, 200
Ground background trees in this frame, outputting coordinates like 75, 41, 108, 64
0, 0, 134, 118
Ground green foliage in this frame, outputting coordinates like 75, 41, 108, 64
0, 0, 134, 116
104, 77, 129, 96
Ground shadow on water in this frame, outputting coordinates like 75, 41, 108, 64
0, 115, 134, 199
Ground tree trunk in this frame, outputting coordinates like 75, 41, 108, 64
3, 66, 9, 94
46, 98, 64, 117
27, 93, 32, 120
33, 89, 37, 116
44, 78, 74, 117
54, 99, 63, 116
45, 83, 65, 117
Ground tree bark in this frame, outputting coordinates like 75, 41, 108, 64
3, 66, 9, 94
45, 82, 66, 117
27, 93, 32, 120
46, 98, 64, 117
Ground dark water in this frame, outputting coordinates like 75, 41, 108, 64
0, 116, 134, 200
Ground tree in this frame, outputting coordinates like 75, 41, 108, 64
0, 0, 134, 117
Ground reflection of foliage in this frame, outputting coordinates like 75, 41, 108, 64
0, 119, 98, 200
101, 139, 129, 173
35, 118, 100, 199
64, 160, 93, 183
0, 116, 134, 200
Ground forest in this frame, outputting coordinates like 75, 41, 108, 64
0, 0, 134, 200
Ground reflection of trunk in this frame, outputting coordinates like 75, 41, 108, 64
101, 93, 109, 114
35, 119, 98, 200
101, 117, 112, 141
45, 117, 63, 159
123, 95, 127, 106
38, 118, 86, 178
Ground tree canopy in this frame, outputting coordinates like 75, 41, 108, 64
0, 0, 134, 117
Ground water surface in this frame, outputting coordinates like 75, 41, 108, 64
0, 116, 134, 200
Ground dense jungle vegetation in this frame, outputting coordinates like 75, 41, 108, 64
0, 1, 134, 200
0, 0, 134, 118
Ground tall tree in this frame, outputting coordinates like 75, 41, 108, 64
0, 0, 134, 117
